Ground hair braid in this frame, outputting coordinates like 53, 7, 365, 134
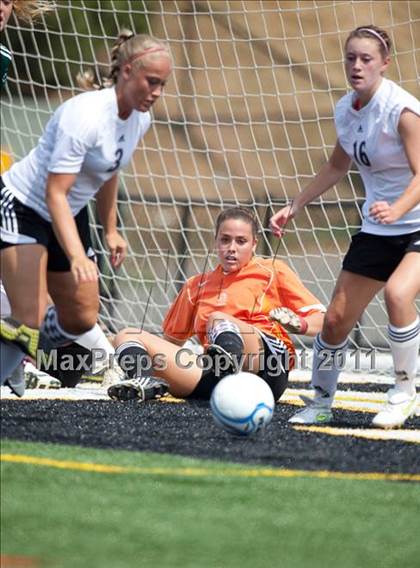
77, 29, 171, 91
105, 29, 135, 88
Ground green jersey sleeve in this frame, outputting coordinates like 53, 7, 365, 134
1, 43, 12, 89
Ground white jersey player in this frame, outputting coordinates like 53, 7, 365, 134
271, 25, 420, 429
2, 86, 151, 223
0, 31, 173, 386
335, 77, 420, 236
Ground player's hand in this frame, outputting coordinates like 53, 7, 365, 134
105, 231, 127, 268
269, 204, 296, 237
369, 201, 401, 224
70, 255, 98, 283
269, 307, 308, 334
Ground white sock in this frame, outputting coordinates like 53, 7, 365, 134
0, 341, 25, 383
311, 333, 348, 403
0, 281, 11, 317
76, 323, 114, 374
388, 317, 419, 396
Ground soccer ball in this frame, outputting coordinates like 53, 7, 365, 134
210, 372, 275, 436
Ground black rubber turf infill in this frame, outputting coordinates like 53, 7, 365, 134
1, 400, 419, 474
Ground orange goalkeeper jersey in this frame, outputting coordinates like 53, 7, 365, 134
163, 256, 325, 357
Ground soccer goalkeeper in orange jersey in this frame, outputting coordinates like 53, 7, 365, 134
107, 206, 325, 403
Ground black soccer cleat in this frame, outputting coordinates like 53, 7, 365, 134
107, 376, 169, 402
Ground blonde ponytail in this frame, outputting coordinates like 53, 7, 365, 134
13, 1, 54, 23
77, 29, 171, 91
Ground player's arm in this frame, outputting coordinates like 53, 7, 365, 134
96, 174, 127, 268
369, 110, 420, 224
270, 141, 351, 236
269, 306, 323, 336
270, 261, 325, 335
46, 172, 97, 283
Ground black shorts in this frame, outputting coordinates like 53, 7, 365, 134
0, 180, 95, 272
187, 332, 289, 402
342, 230, 420, 282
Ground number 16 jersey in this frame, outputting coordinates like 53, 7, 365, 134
335, 77, 420, 236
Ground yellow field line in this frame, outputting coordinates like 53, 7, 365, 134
293, 425, 420, 444
1, 453, 419, 482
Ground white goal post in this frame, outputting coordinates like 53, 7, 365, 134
1, 1, 419, 370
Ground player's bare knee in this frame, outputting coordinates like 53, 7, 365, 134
322, 310, 349, 343
114, 327, 143, 346
384, 285, 409, 312
323, 310, 344, 331
207, 311, 230, 329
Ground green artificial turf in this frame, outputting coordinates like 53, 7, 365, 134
1, 439, 419, 568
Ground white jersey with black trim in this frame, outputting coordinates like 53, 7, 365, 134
335, 78, 420, 236
2, 87, 151, 221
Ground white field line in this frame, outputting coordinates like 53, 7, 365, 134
283, 388, 420, 415
289, 370, 397, 385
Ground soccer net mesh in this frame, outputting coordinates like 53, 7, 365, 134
1, 1, 419, 373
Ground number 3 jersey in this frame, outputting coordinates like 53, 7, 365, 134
335, 77, 420, 236
2, 87, 151, 221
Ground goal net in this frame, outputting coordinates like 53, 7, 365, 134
1, 1, 419, 374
